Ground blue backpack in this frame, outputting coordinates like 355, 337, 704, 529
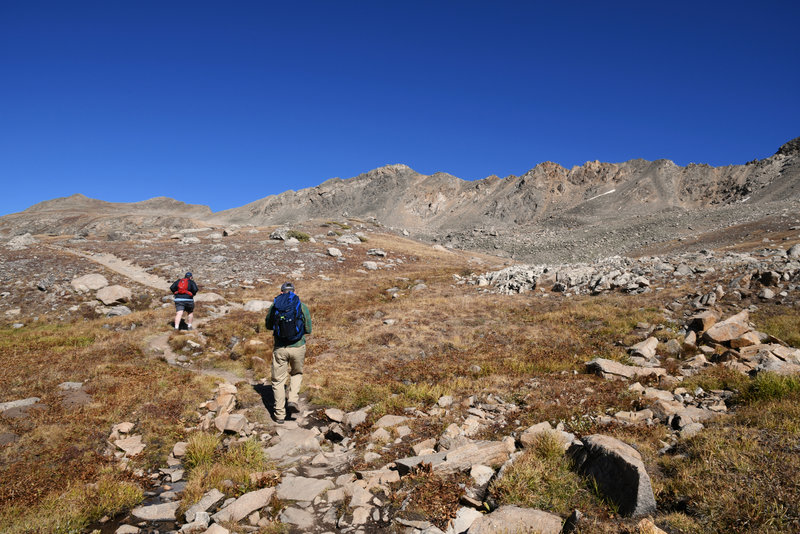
272, 292, 304, 343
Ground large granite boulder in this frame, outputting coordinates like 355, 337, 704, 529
568, 434, 656, 517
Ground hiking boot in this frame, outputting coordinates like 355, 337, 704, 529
275, 418, 284, 425
187, 325, 193, 331
287, 402, 299, 416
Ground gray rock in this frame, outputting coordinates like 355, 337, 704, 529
276, 475, 334, 501
703, 310, 751, 343
586, 358, 666, 380
71, 273, 109, 292
114, 435, 145, 456
185, 488, 225, 522
373, 414, 409, 428
467, 505, 562, 534
569, 434, 656, 517
106, 305, 132, 317
243, 299, 272, 312
212, 487, 274, 523
0, 397, 41, 413
327, 247, 343, 257
96, 285, 132, 305
214, 413, 247, 434
629, 337, 658, 359
270, 228, 289, 240
264, 428, 321, 459
436, 440, 515, 473
280, 506, 315, 529
394, 451, 449, 476
325, 408, 345, 422
131, 501, 180, 521
194, 292, 225, 303
336, 234, 362, 245
6, 233, 36, 249
447, 507, 483, 534
345, 409, 369, 428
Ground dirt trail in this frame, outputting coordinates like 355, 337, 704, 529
144, 308, 247, 385
51, 245, 171, 291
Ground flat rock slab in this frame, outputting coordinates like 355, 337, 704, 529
569, 434, 656, 517
325, 407, 345, 422
195, 292, 225, 303
131, 501, 180, 521
586, 358, 666, 380
97, 285, 132, 305
264, 428, 321, 459
276, 475, 334, 501
280, 506, 315, 529
467, 505, 562, 534
212, 487, 274, 523
243, 299, 271, 312
437, 440, 514, 473
394, 451, 449, 476
114, 435, 145, 456
373, 414, 409, 428
214, 413, 247, 433
185, 488, 225, 522
71, 273, 109, 292
703, 310, 750, 343
0, 397, 41, 413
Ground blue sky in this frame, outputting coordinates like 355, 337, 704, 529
1, 1, 798, 216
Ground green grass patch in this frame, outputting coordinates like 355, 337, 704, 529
659, 397, 800, 533
489, 432, 599, 515
753, 309, 800, 346
741, 372, 800, 403
286, 230, 311, 242
0, 472, 142, 534
182, 435, 274, 508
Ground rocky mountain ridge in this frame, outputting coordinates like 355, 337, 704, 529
2, 137, 798, 263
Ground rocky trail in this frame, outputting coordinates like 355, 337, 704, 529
52, 245, 172, 292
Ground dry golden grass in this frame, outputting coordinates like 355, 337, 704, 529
3, 231, 800, 532
0, 310, 214, 532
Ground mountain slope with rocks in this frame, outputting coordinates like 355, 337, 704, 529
0, 194, 213, 238
2, 137, 799, 264
211, 137, 800, 259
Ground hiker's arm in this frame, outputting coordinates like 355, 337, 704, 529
190, 280, 199, 295
169, 280, 178, 293
302, 303, 312, 335
265, 305, 275, 330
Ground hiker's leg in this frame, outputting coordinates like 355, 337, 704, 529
174, 309, 183, 329
271, 347, 290, 420
286, 344, 306, 405
186, 311, 194, 327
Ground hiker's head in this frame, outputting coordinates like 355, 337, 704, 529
280, 282, 294, 293
185, 272, 193, 278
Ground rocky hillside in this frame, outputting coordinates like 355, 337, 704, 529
2, 137, 798, 263
216, 136, 800, 231
0, 194, 213, 237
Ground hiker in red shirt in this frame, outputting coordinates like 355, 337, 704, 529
170, 272, 199, 330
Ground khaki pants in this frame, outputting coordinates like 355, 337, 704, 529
271, 344, 306, 420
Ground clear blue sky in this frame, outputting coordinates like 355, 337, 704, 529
1, 1, 798, 216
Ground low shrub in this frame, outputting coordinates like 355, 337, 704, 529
286, 230, 310, 242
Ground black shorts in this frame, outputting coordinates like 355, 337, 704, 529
175, 301, 195, 313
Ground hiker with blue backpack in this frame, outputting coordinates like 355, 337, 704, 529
170, 272, 198, 330
266, 282, 312, 423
